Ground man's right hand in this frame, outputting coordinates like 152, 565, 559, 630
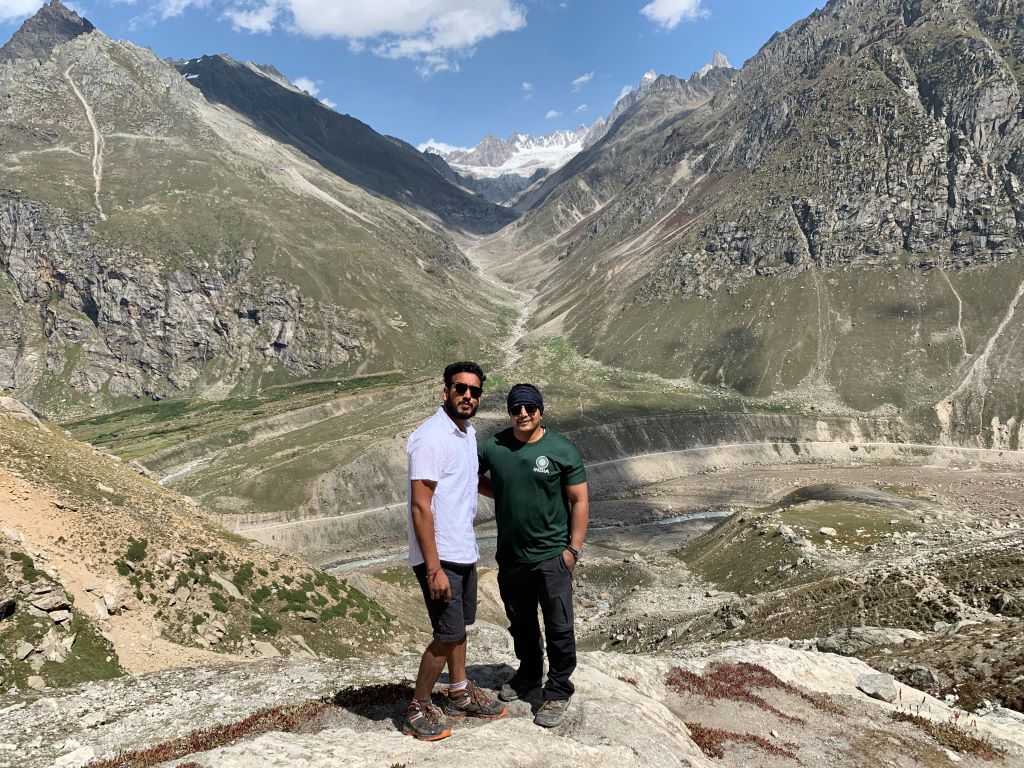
428, 567, 452, 602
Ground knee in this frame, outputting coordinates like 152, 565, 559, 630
431, 635, 465, 652
544, 619, 574, 638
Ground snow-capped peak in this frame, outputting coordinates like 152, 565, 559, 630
697, 51, 732, 78
424, 124, 598, 179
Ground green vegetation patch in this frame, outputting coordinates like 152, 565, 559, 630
125, 537, 149, 562
0, 609, 122, 692
40, 616, 123, 689
63, 372, 406, 462
779, 501, 918, 549
676, 511, 810, 595
373, 566, 418, 587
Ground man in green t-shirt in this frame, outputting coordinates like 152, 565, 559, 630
478, 383, 589, 728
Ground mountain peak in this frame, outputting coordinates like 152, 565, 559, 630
697, 50, 733, 78
0, 0, 96, 64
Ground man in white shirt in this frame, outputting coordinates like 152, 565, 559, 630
404, 361, 506, 741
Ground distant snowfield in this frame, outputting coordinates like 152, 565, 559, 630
448, 140, 585, 179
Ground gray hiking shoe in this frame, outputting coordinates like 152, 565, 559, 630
402, 699, 451, 741
442, 680, 508, 720
498, 676, 542, 702
534, 698, 570, 728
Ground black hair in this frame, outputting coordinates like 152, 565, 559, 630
443, 361, 486, 388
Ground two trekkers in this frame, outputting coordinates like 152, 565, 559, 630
404, 362, 590, 740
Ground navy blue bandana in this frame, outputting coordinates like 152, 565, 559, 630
506, 384, 544, 414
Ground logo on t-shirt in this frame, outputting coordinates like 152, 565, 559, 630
534, 455, 551, 474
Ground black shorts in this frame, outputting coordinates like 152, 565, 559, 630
413, 561, 478, 643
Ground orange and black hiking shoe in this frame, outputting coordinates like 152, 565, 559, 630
442, 680, 508, 720
403, 698, 452, 741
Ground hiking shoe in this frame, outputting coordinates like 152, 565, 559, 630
533, 698, 570, 728
498, 676, 542, 702
402, 699, 451, 741
442, 681, 508, 720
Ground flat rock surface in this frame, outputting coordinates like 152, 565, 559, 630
2, 640, 1022, 768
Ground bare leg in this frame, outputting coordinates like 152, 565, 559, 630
447, 635, 467, 685
414, 639, 455, 700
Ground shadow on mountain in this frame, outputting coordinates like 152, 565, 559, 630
175, 55, 515, 236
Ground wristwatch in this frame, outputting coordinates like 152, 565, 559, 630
566, 544, 582, 561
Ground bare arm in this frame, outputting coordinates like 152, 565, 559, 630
410, 478, 450, 601
477, 473, 493, 499
562, 481, 590, 570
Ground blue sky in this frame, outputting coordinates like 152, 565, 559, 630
0, 0, 823, 148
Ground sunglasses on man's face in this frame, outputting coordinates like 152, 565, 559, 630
508, 404, 539, 416
450, 382, 483, 399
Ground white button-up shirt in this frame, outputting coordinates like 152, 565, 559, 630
406, 407, 479, 566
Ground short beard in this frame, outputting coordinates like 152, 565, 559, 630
444, 398, 477, 421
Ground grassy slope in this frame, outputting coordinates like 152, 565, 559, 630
0, 408, 405, 691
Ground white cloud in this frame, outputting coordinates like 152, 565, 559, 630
319, 97, 336, 109
123, 1, 524, 76
575, 103, 587, 113
280, 0, 526, 76
223, 2, 279, 32
640, 0, 707, 30
156, 0, 209, 19
521, 81, 533, 92
545, 109, 561, 119
418, 138, 471, 154
615, 84, 633, 104
292, 75, 319, 96
571, 71, 593, 90
0, 0, 43, 23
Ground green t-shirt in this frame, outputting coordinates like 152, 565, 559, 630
478, 427, 587, 565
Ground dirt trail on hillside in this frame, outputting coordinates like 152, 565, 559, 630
0, 469, 225, 674
63, 65, 106, 221
463, 233, 535, 367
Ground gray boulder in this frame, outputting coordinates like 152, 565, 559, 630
817, 627, 923, 656
857, 673, 898, 703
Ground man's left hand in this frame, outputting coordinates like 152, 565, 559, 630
562, 549, 576, 572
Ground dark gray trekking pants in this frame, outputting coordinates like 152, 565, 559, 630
497, 552, 576, 701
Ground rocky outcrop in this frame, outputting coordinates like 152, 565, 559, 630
0, 193, 362, 404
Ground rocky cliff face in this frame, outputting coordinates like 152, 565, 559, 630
497, 0, 1024, 446
0, 192, 363, 401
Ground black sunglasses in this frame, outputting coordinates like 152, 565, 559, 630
508, 404, 539, 415
451, 382, 483, 399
